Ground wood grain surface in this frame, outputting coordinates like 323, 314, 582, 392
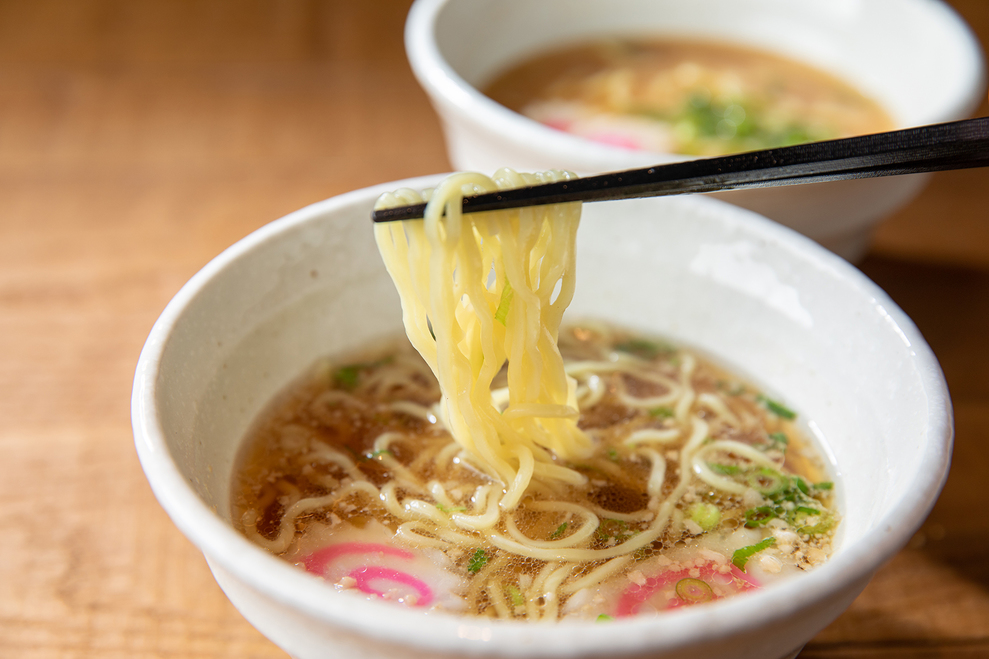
0, 1, 985, 657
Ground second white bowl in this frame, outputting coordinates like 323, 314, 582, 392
405, 0, 986, 259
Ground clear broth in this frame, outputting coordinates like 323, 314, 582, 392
484, 38, 894, 156
232, 324, 838, 619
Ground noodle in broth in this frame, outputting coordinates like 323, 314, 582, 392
231, 172, 837, 619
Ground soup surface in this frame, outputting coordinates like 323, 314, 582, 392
232, 323, 837, 619
484, 38, 894, 156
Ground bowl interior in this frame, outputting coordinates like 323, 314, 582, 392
137, 179, 951, 656
425, 0, 985, 129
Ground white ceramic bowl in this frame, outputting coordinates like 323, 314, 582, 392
405, 0, 986, 260
133, 176, 952, 659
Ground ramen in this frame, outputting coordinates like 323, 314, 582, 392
484, 38, 893, 156
231, 170, 837, 619
232, 330, 837, 619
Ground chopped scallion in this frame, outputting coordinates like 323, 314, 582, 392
467, 549, 488, 574
793, 476, 810, 495
746, 467, 787, 496
768, 432, 789, 449
757, 395, 797, 420
494, 279, 514, 325
675, 578, 715, 603
506, 585, 525, 607
744, 505, 778, 527
689, 502, 721, 532
732, 536, 776, 570
334, 365, 361, 390
614, 338, 672, 359
798, 512, 834, 535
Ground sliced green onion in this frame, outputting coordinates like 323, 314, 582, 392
746, 467, 787, 496
494, 279, 514, 325
744, 505, 778, 527
648, 406, 675, 418
708, 463, 741, 475
757, 395, 797, 420
334, 365, 361, 390
689, 502, 721, 532
596, 614, 613, 623
732, 536, 776, 570
768, 432, 789, 449
606, 448, 620, 462
675, 578, 715, 604
550, 522, 569, 539
799, 512, 834, 535
506, 584, 525, 607
793, 476, 810, 495
814, 481, 834, 491
435, 503, 467, 513
614, 338, 672, 359
467, 549, 488, 574
368, 449, 394, 459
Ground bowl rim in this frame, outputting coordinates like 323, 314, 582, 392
404, 0, 987, 168
132, 177, 953, 656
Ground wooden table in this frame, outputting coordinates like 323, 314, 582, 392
0, 1, 985, 656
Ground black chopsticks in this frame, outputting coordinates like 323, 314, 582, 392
371, 116, 989, 223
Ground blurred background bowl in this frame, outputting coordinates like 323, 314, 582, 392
133, 177, 952, 659
406, 0, 986, 260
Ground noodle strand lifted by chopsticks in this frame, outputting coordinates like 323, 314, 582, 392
374, 169, 593, 509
